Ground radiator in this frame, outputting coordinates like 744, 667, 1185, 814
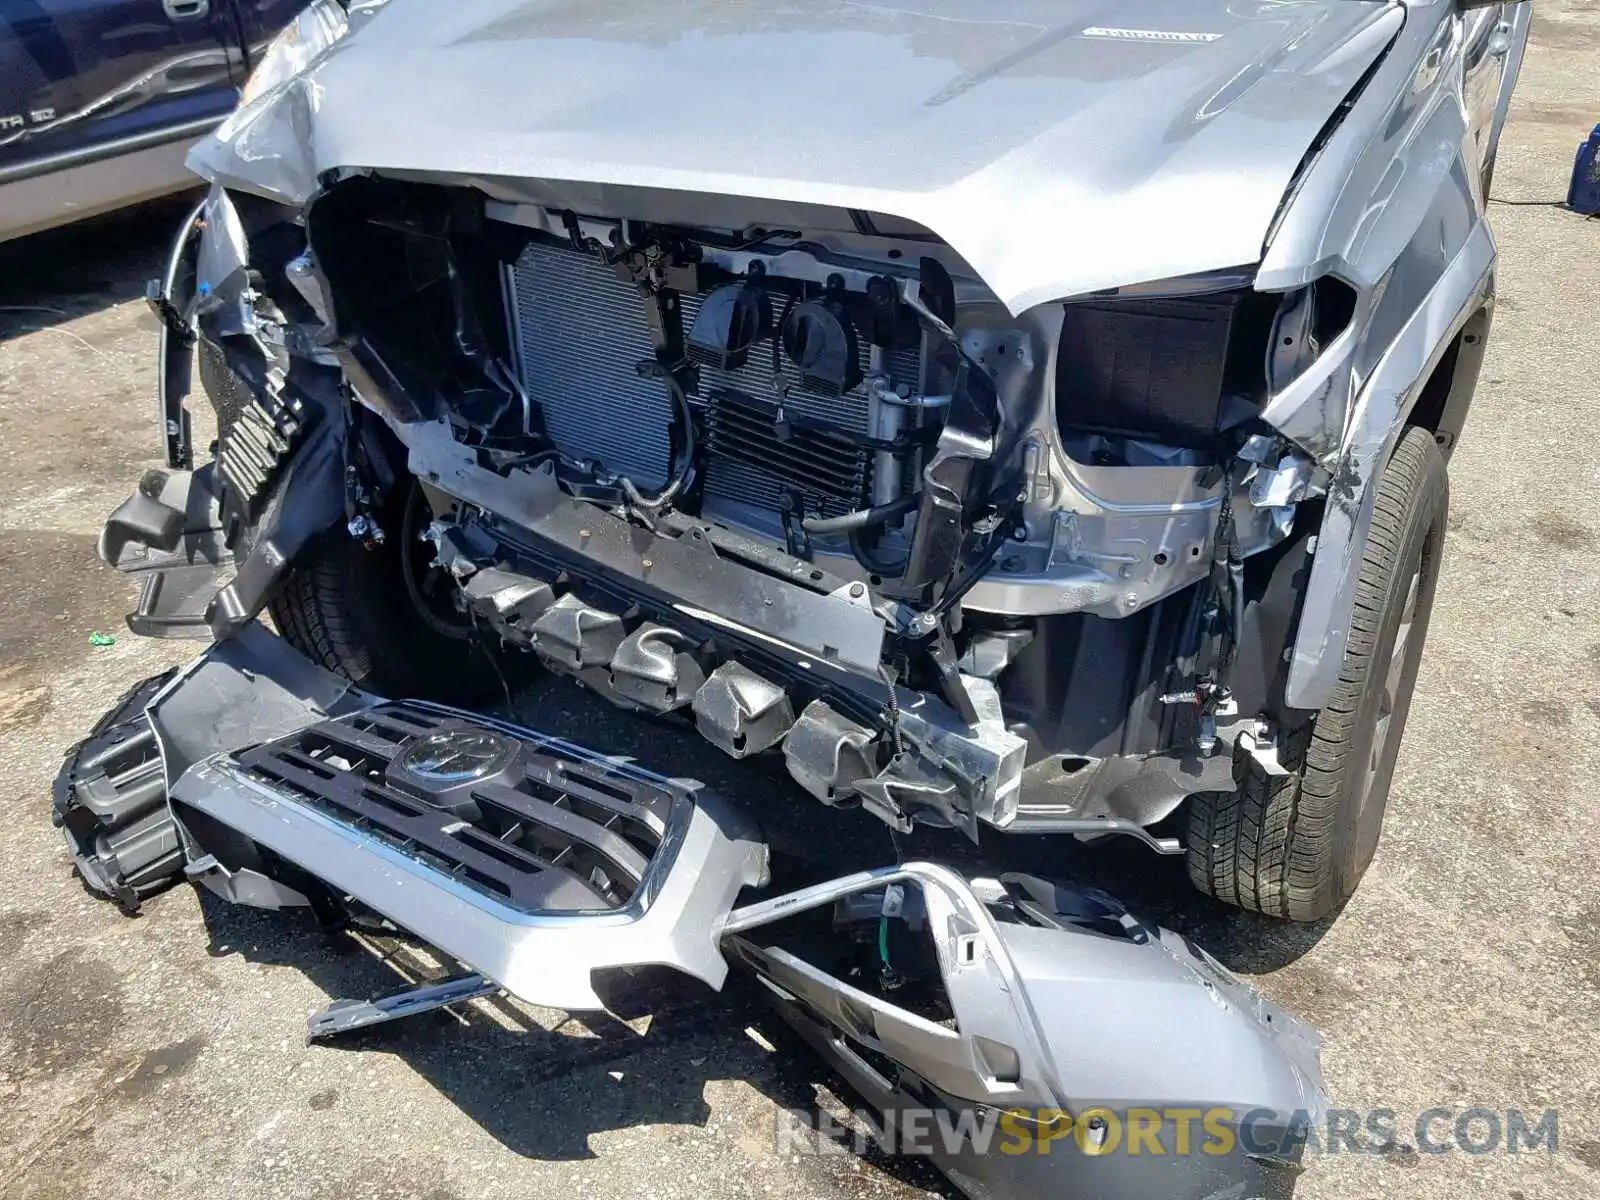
507, 239, 918, 519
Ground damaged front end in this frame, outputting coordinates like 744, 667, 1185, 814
109, 0, 1433, 854
139, 167, 1348, 852
88, 172, 1340, 1193
72, 5, 1431, 1187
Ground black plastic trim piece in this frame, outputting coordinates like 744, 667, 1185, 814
53, 670, 185, 912
234, 703, 676, 914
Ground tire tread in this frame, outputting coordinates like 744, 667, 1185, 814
1187, 428, 1447, 920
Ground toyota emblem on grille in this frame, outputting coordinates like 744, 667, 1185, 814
394, 730, 514, 784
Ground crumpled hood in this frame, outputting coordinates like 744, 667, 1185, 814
192, 0, 1401, 312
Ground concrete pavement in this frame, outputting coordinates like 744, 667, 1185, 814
1, 9, 1596, 1198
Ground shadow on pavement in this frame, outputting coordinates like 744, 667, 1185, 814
0, 194, 198, 344
193, 888, 958, 1194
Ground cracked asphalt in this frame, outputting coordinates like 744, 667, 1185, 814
1, 11, 1596, 1199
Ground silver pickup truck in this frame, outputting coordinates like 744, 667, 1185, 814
59, 2, 1528, 1196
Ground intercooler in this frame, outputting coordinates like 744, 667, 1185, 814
506, 239, 920, 521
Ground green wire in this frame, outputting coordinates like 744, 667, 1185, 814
878, 916, 892, 970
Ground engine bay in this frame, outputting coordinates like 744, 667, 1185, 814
193, 175, 1331, 843
301, 180, 1021, 617
506, 227, 933, 558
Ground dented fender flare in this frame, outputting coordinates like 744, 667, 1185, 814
1284, 221, 1493, 710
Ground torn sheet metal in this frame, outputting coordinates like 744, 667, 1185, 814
187, 0, 1400, 312
725, 864, 1326, 1200
1284, 222, 1495, 709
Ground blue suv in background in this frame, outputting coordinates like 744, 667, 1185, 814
0, 0, 304, 242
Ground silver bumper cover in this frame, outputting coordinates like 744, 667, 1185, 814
146, 630, 1326, 1198
171, 716, 769, 1012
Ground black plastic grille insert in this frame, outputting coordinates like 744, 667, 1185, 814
235, 704, 675, 914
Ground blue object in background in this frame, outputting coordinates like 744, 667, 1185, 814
1569, 123, 1600, 215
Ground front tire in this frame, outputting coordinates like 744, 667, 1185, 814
268, 481, 505, 702
200, 338, 503, 703
1186, 426, 1448, 921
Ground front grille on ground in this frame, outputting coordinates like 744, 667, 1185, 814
234, 704, 675, 914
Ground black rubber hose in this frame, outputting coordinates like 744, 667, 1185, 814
848, 526, 911, 577
620, 372, 697, 513
800, 493, 919, 536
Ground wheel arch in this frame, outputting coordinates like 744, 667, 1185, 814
1399, 301, 1495, 457
1281, 226, 1493, 713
